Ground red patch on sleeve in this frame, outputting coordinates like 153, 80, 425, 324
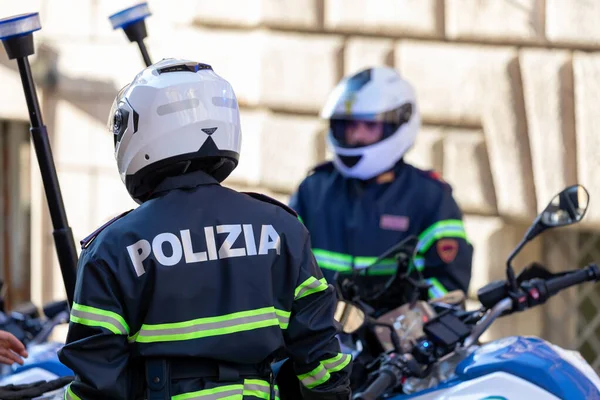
428, 170, 444, 182
437, 239, 458, 263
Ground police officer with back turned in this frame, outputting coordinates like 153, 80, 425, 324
57, 58, 352, 400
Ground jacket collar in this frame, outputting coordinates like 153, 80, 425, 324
151, 169, 220, 195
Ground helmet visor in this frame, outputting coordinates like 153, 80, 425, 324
329, 103, 413, 149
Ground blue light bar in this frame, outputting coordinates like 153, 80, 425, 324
109, 3, 151, 30
0, 13, 41, 40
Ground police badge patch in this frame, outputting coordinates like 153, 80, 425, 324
437, 238, 458, 263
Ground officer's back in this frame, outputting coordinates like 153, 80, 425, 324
58, 58, 352, 400
114, 170, 305, 363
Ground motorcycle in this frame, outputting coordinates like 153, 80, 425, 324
335, 184, 600, 400
0, 289, 72, 398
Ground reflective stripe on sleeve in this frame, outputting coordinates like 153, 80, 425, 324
312, 249, 396, 276
426, 278, 448, 299
275, 309, 291, 330
64, 384, 82, 400
298, 364, 330, 389
416, 220, 468, 254
321, 353, 352, 373
297, 353, 352, 389
70, 302, 130, 335
294, 276, 328, 300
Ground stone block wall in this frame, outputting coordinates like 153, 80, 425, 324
3, 0, 600, 339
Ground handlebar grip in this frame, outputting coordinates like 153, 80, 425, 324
353, 370, 396, 400
546, 264, 600, 295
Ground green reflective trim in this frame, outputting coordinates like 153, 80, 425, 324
142, 307, 273, 330
70, 302, 129, 335
411, 255, 425, 272
172, 383, 242, 400
336, 266, 397, 276
426, 278, 448, 299
354, 256, 395, 267
295, 277, 328, 300
244, 379, 280, 400
355, 267, 396, 276
137, 319, 279, 343
128, 329, 139, 343
297, 353, 352, 389
172, 379, 278, 400
297, 215, 304, 224
321, 353, 352, 373
312, 249, 352, 263
298, 364, 331, 389
417, 220, 467, 254
135, 307, 281, 343
315, 260, 351, 272
313, 249, 396, 275
418, 219, 463, 242
65, 384, 82, 400
275, 308, 291, 329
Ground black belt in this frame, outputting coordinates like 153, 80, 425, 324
170, 358, 270, 380
146, 358, 274, 400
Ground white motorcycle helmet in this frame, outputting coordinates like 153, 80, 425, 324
109, 58, 242, 203
321, 67, 421, 180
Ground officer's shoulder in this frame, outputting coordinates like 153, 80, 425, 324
307, 161, 335, 178
80, 209, 134, 250
297, 161, 336, 192
242, 192, 299, 219
408, 165, 453, 192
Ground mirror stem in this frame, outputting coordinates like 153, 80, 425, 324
506, 236, 528, 292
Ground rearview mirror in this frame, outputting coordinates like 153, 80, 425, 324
539, 185, 589, 228
334, 300, 366, 334
505, 184, 590, 292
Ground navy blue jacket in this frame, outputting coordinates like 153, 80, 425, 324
58, 169, 351, 400
289, 160, 473, 303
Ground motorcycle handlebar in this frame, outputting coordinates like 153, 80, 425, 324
353, 370, 397, 400
545, 264, 600, 295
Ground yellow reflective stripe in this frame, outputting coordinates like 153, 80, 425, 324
244, 379, 280, 400
294, 277, 328, 300
171, 379, 278, 400
321, 353, 352, 373
70, 302, 129, 335
172, 384, 242, 400
417, 220, 467, 254
426, 278, 448, 299
411, 255, 426, 272
135, 307, 282, 343
297, 352, 352, 389
312, 249, 396, 275
312, 249, 352, 272
130, 307, 291, 342
298, 364, 331, 389
275, 309, 291, 329
64, 384, 81, 400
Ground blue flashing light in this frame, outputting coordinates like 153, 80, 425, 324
109, 3, 151, 30
0, 13, 41, 40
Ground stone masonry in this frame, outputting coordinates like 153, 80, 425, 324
2, 0, 600, 340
